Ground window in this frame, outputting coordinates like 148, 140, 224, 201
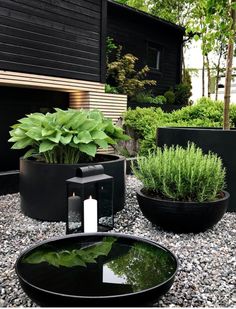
147, 44, 161, 70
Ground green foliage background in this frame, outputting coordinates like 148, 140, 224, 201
123, 98, 236, 155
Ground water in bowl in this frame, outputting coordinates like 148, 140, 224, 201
19, 236, 176, 297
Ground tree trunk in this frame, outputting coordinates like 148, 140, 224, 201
224, 0, 236, 130
215, 43, 223, 101
202, 55, 205, 97
182, 47, 185, 83
206, 55, 211, 98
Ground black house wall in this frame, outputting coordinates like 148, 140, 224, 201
0, 0, 107, 82
107, 3, 183, 95
0, 87, 69, 173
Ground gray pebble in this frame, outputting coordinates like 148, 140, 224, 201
0, 175, 235, 307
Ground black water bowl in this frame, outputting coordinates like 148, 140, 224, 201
15, 233, 178, 307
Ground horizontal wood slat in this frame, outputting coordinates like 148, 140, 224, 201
69, 91, 127, 124
0, 70, 105, 92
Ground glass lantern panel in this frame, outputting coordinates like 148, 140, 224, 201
96, 180, 113, 230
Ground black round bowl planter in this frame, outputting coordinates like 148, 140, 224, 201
137, 188, 229, 233
20, 154, 125, 222
157, 127, 236, 212
15, 232, 178, 307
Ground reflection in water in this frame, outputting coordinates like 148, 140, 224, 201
19, 237, 176, 297
105, 243, 176, 292
23, 237, 117, 268
102, 264, 127, 284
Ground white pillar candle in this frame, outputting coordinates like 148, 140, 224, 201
83, 195, 98, 233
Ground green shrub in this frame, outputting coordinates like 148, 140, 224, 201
152, 95, 167, 105
131, 91, 154, 103
106, 45, 156, 99
123, 98, 236, 156
105, 84, 119, 94
106, 37, 118, 65
9, 108, 129, 164
174, 83, 192, 105
132, 143, 226, 202
164, 90, 175, 104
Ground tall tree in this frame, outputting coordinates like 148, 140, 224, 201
115, 0, 149, 12
150, 0, 195, 27
203, 0, 236, 129
223, 0, 236, 129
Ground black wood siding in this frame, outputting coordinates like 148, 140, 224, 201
107, 2, 184, 94
0, 0, 107, 82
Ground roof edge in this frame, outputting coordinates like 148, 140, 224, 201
108, 0, 185, 33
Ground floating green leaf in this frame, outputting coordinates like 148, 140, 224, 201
22, 237, 117, 268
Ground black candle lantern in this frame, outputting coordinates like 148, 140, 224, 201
66, 165, 114, 234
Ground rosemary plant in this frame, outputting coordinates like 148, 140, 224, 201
133, 143, 226, 202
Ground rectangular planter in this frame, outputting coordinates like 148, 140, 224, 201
157, 127, 236, 212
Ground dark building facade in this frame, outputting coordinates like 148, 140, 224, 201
0, 0, 183, 193
107, 0, 184, 94
0, 0, 107, 82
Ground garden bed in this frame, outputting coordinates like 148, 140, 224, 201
0, 176, 235, 307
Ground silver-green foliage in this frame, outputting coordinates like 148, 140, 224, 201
9, 108, 129, 164
132, 143, 226, 202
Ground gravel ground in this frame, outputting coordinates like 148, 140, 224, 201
0, 175, 236, 307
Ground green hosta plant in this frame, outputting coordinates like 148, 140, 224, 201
133, 143, 226, 202
9, 108, 130, 164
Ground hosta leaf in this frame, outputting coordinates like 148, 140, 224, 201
95, 139, 109, 149
78, 143, 97, 157
60, 134, 73, 145
28, 113, 45, 122
89, 110, 103, 122
25, 128, 42, 141
23, 148, 37, 159
79, 119, 98, 132
39, 141, 55, 153
91, 131, 108, 140
42, 128, 55, 137
103, 120, 115, 134
73, 131, 92, 144
11, 138, 32, 149
105, 136, 116, 145
10, 127, 25, 137
70, 113, 88, 130
47, 132, 62, 143
8, 136, 23, 142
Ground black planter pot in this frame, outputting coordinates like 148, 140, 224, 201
157, 127, 236, 212
20, 154, 125, 222
15, 232, 178, 307
128, 101, 185, 112
137, 188, 229, 233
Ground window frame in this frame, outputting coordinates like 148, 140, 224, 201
146, 42, 162, 72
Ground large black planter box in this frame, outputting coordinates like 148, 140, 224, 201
0, 170, 19, 195
157, 127, 236, 212
128, 101, 185, 113
20, 154, 125, 222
